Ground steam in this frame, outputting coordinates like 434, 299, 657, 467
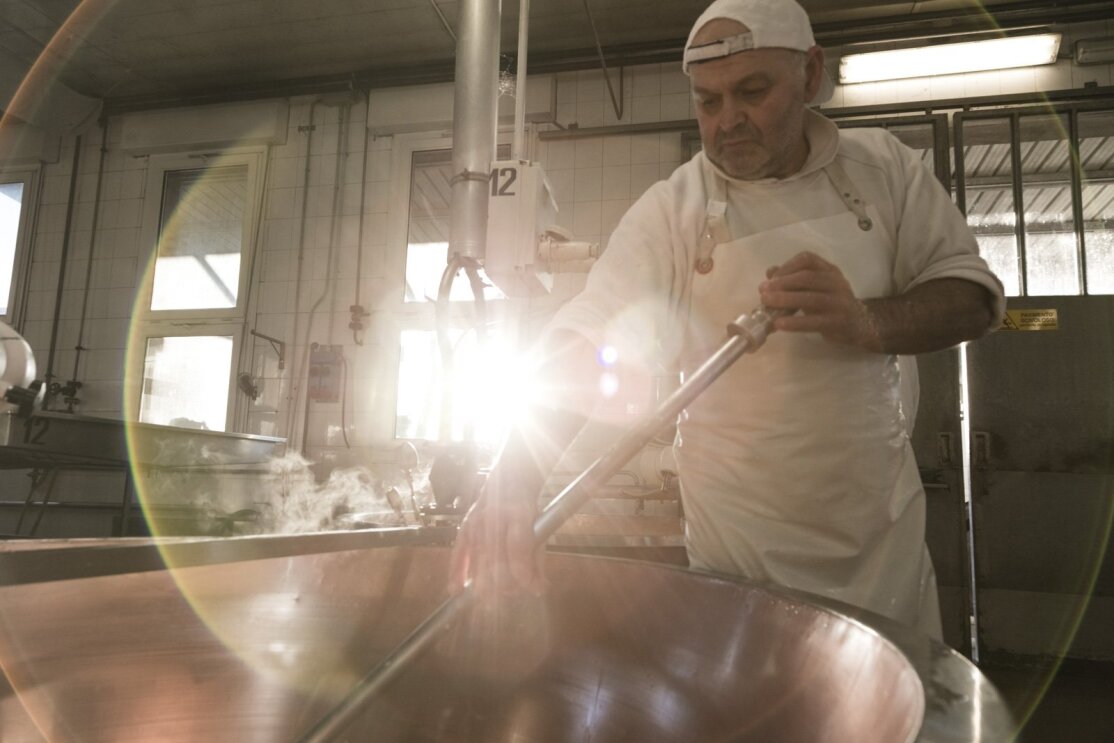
254, 453, 431, 534
137, 441, 435, 536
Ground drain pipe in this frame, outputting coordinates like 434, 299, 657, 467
449, 0, 500, 262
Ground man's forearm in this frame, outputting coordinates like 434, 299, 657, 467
862, 278, 997, 355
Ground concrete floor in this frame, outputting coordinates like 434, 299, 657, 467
982, 660, 1114, 742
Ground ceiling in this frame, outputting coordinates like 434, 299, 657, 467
3, 0, 1114, 115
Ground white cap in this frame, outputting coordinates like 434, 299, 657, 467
683, 0, 834, 104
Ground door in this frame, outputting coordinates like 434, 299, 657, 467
957, 105, 1114, 662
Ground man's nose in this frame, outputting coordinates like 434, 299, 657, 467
718, 98, 746, 132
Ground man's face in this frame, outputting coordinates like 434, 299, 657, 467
689, 23, 822, 180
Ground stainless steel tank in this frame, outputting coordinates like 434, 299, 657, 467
0, 530, 1013, 742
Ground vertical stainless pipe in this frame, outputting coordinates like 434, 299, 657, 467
449, 0, 501, 260
512, 0, 530, 160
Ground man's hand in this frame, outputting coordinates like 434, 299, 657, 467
758, 250, 997, 355
448, 467, 546, 596
758, 251, 881, 351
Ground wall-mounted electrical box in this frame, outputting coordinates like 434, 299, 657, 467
307, 345, 343, 403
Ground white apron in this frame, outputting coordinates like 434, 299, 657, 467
675, 162, 943, 639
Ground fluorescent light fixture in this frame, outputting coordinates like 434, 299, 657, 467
1075, 37, 1114, 66
839, 33, 1062, 84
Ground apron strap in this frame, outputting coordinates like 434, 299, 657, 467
697, 160, 874, 276
822, 160, 874, 231
695, 175, 731, 274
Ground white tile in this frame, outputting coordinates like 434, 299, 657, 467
116, 199, 142, 229
546, 167, 574, 205
120, 169, 145, 200
112, 228, 139, 258
260, 280, 290, 314
659, 161, 681, 180
262, 250, 294, 282
577, 101, 605, 129
660, 67, 690, 95
630, 162, 660, 199
574, 138, 603, 168
573, 200, 601, 239
100, 171, 122, 201
268, 187, 297, 220
632, 65, 661, 98
556, 102, 578, 128
660, 134, 684, 164
601, 165, 630, 201
556, 72, 578, 104
660, 92, 692, 121
110, 257, 137, 288
547, 139, 576, 169
576, 70, 606, 102
601, 199, 631, 235
573, 167, 602, 203
1035, 63, 1073, 94
630, 134, 660, 164
601, 135, 631, 166
632, 96, 661, 124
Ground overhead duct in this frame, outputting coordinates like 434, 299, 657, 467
449, 0, 501, 261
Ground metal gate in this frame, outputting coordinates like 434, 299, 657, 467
956, 104, 1114, 662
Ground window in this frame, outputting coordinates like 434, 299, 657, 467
150, 166, 248, 310
139, 333, 235, 431
0, 169, 36, 323
130, 152, 263, 431
957, 107, 1114, 296
388, 136, 523, 444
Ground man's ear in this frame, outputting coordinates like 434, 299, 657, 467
803, 45, 825, 103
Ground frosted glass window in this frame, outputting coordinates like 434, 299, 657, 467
961, 119, 1022, 296
140, 335, 233, 431
1079, 110, 1114, 294
0, 181, 25, 316
151, 166, 247, 310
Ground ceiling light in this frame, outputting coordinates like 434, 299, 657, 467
839, 33, 1062, 84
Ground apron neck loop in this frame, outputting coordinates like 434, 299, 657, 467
696, 175, 730, 274
823, 161, 874, 231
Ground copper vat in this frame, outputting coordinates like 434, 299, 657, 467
0, 530, 1012, 742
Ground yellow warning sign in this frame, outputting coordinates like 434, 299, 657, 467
1000, 309, 1058, 331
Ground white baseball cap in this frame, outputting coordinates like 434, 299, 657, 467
683, 0, 834, 104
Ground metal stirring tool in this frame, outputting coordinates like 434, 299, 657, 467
298, 305, 789, 742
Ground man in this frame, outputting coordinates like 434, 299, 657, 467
452, 0, 1004, 639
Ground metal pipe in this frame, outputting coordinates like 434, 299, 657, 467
512, 0, 530, 160
448, 0, 501, 260
427, 0, 457, 45
41, 136, 83, 412
295, 306, 787, 742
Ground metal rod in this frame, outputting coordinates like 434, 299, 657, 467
427, 0, 457, 45
512, 0, 530, 160
295, 306, 786, 742
581, 0, 624, 121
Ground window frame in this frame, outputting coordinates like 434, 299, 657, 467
0, 166, 40, 328
128, 148, 265, 431
125, 320, 244, 432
